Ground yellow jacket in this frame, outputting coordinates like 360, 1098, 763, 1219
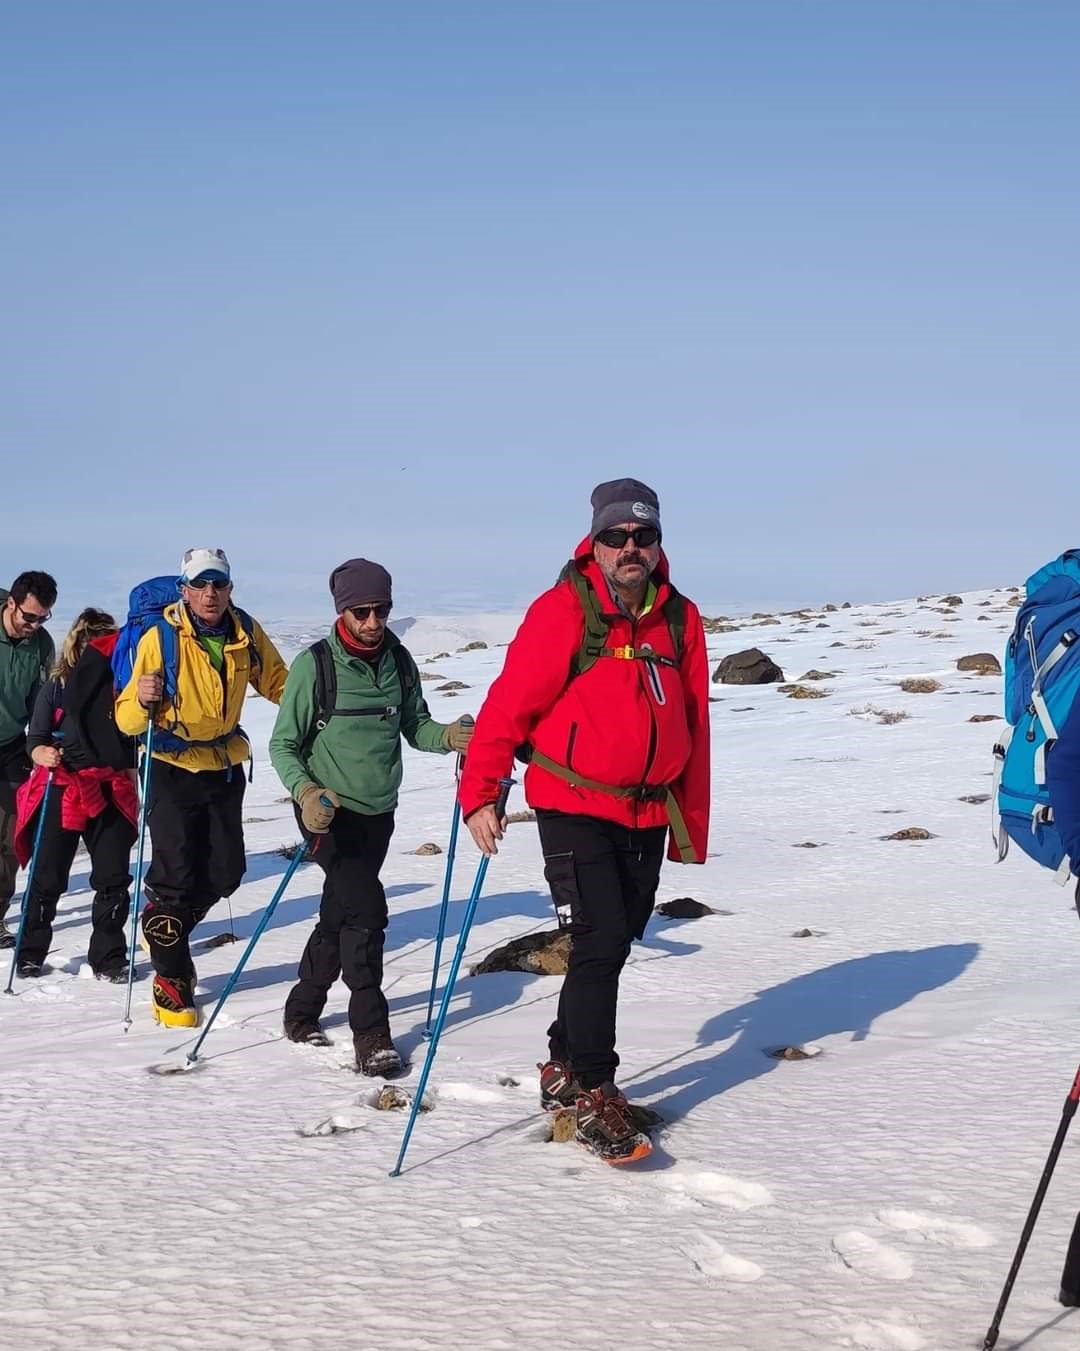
115, 602, 288, 772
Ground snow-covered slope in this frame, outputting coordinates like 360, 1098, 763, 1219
5, 584, 1078, 1351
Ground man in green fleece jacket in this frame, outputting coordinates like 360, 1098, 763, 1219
0, 571, 57, 947
269, 558, 473, 1076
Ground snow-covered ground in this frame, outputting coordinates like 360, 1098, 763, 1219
4, 585, 1079, 1350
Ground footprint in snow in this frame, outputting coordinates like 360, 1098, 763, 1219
681, 1233, 763, 1283
838, 1317, 926, 1350
436, 1082, 505, 1105
831, 1230, 913, 1281
876, 1208, 992, 1249
297, 1109, 371, 1138
661, 1169, 774, 1211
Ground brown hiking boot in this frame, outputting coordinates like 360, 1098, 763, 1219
353, 1028, 404, 1078
538, 1059, 582, 1112
574, 1082, 652, 1164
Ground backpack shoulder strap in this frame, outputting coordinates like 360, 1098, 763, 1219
312, 638, 335, 728
154, 617, 181, 703
559, 561, 610, 678
391, 643, 416, 700
662, 587, 686, 663
300, 639, 336, 759
234, 607, 262, 671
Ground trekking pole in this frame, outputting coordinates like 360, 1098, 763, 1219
423, 714, 473, 1039
982, 1062, 1080, 1349
4, 769, 56, 995
1059, 1210, 1080, 1307
391, 776, 513, 1177
150, 833, 321, 1075
122, 708, 158, 1030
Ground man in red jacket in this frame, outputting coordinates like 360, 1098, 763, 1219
460, 478, 710, 1162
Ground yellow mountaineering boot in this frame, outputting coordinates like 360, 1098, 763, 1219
151, 974, 199, 1029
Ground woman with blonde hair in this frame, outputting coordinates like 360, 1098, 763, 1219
12, 608, 138, 979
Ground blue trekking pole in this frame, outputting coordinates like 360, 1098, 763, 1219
423, 715, 473, 1039
122, 714, 157, 1030
150, 831, 323, 1076
4, 769, 56, 995
391, 776, 513, 1177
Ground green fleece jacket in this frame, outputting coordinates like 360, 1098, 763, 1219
269, 628, 451, 815
0, 590, 55, 748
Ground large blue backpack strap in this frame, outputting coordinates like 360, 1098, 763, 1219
155, 616, 180, 702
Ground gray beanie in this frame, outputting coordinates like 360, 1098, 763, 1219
590, 478, 661, 539
329, 558, 392, 615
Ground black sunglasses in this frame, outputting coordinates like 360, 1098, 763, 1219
15, 603, 51, 626
185, 578, 231, 592
594, 526, 660, 549
349, 603, 391, 621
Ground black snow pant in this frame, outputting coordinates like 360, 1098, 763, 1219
142, 761, 246, 980
537, 808, 667, 1090
0, 737, 31, 921
284, 805, 395, 1036
20, 785, 136, 970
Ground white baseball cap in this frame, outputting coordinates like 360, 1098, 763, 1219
180, 547, 231, 583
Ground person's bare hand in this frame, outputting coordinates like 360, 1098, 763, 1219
465, 804, 506, 857
31, 744, 61, 769
137, 672, 164, 709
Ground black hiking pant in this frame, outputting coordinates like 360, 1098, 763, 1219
20, 785, 136, 971
0, 737, 30, 921
142, 761, 246, 980
537, 808, 667, 1090
284, 805, 395, 1036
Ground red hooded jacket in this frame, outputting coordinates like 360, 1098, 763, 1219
458, 538, 710, 863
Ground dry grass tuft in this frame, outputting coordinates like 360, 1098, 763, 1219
898, 677, 942, 694
849, 703, 910, 725
778, 683, 831, 699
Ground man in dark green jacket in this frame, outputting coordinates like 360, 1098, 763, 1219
0, 572, 57, 947
269, 558, 473, 1075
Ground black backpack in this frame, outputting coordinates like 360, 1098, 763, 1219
62, 644, 136, 771
301, 638, 417, 757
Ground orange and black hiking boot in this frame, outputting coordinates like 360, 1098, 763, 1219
574, 1083, 653, 1164
151, 974, 198, 1028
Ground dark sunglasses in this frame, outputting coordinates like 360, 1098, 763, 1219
15, 603, 51, 626
185, 577, 231, 592
349, 603, 391, 621
595, 526, 660, 549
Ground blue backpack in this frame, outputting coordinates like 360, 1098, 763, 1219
995, 551, 1080, 877
111, 576, 260, 753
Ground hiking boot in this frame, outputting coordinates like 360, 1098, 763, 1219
151, 974, 198, 1028
354, 1029, 404, 1078
0, 921, 15, 950
94, 965, 128, 984
575, 1082, 653, 1164
538, 1059, 582, 1112
284, 1019, 330, 1046
16, 958, 44, 979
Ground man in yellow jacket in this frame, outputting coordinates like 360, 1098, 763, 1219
115, 548, 288, 1026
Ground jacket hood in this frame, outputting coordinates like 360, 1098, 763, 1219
87, 633, 119, 658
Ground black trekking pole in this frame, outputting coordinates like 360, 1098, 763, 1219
983, 1063, 1080, 1349
1060, 1211, 1080, 1307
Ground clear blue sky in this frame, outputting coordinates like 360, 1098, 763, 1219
3, 1, 1077, 621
